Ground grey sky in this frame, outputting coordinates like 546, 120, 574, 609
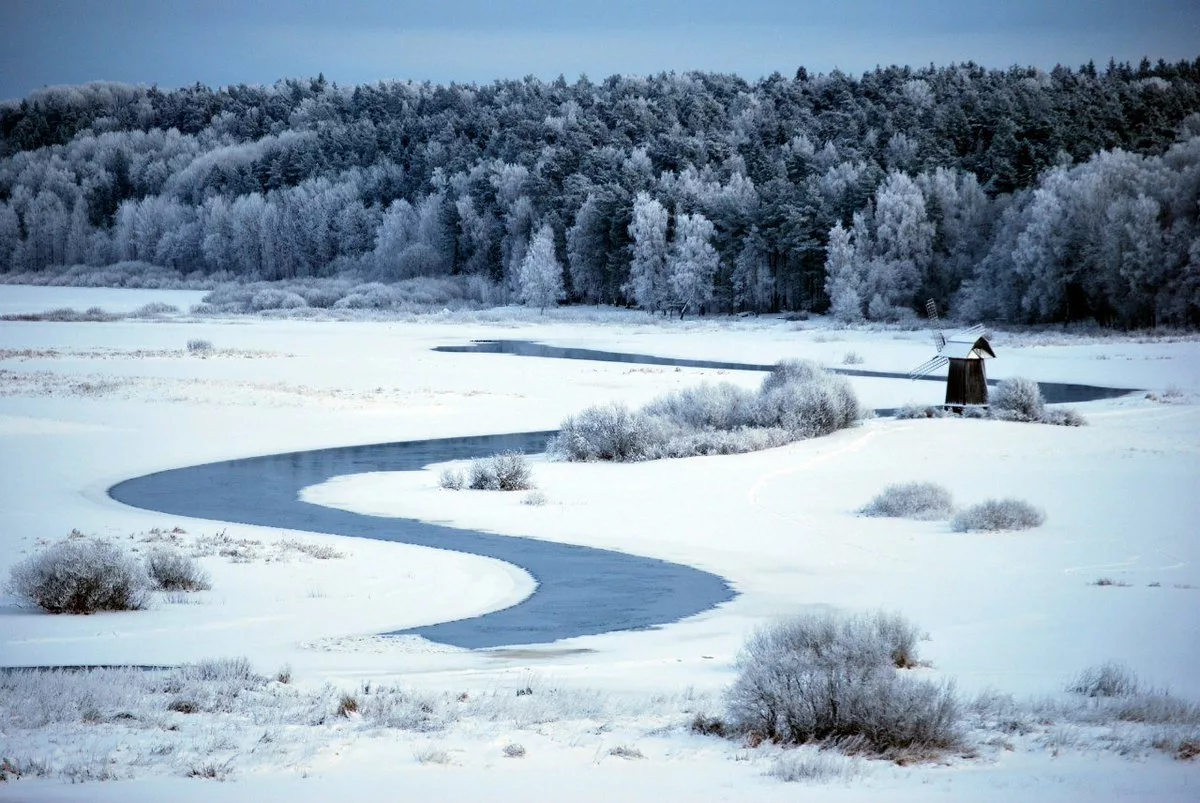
1, 0, 1196, 101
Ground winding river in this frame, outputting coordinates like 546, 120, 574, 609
109, 341, 1133, 650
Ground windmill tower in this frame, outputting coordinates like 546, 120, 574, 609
908, 301, 995, 409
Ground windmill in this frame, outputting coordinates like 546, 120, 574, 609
908, 300, 995, 409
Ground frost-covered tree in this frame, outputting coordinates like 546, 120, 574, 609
1100, 193, 1164, 325
222, 193, 266, 276
517, 223, 565, 312
64, 197, 90, 266
25, 191, 69, 270
667, 210, 718, 317
502, 195, 535, 289
862, 171, 934, 318
625, 192, 669, 311
824, 220, 863, 321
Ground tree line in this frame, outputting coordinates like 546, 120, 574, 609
1, 58, 1198, 326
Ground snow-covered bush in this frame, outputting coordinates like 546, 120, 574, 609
7, 539, 150, 613
522, 489, 548, 506
131, 301, 178, 317
754, 371, 860, 438
760, 358, 825, 394
895, 403, 949, 419
197, 276, 485, 316
186, 338, 214, 353
249, 287, 308, 312
1069, 663, 1141, 698
1042, 408, 1087, 426
468, 452, 534, 491
643, 382, 758, 431
990, 377, 1046, 421
725, 610, 958, 754
550, 403, 667, 462
551, 361, 860, 462
145, 548, 211, 592
439, 467, 466, 490
657, 426, 793, 458
860, 482, 954, 520
951, 498, 1045, 532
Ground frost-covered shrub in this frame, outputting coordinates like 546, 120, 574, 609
895, 403, 949, 419
7, 539, 150, 613
951, 499, 1045, 532
550, 403, 667, 462
860, 482, 954, 520
297, 283, 351, 309
333, 282, 395, 310
755, 373, 859, 438
1042, 408, 1087, 427
643, 382, 758, 431
990, 377, 1045, 421
658, 426, 793, 458
131, 301, 178, 317
552, 361, 860, 462
468, 451, 534, 491
1069, 663, 1141, 698
186, 338, 214, 353
358, 686, 450, 731
760, 358, 824, 394
725, 610, 958, 753
439, 468, 466, 490
145, 548, 210, 592
249, 288, 307, 312
842, 351, 864, 366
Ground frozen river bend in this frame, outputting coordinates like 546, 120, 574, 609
110, 429, 736, 649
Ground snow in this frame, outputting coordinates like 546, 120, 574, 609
1, 285, 1198, 800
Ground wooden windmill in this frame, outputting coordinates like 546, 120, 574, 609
908, 300, 995, 408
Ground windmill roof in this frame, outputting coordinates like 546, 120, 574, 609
942, 335, 995, 360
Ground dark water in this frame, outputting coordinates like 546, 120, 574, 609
109, 431, 735, 650
435, 340, 1135, 405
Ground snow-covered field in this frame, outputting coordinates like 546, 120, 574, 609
1, 286, 1198, 801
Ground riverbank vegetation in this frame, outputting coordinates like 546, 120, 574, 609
550, 358, 860, 461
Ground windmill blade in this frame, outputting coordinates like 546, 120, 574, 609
934, 331, 947, 352
908, 354, 948, 380
949, 322, 986, 341
924, 299, 939, 324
